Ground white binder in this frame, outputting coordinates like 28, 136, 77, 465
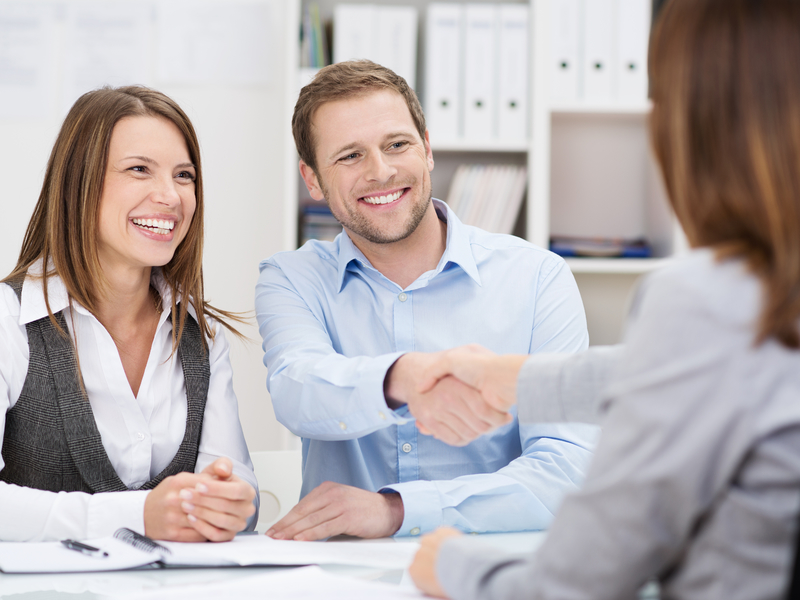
425, 4, 464, 140
497, 4, 529, 141
582, 0, 616, 103
616, 0, 651, 104
334, 5, 418, 89
375, 6, 418, 88
463, 4, 497, 141
550, 0, 582, 104
333, 4, 375, 65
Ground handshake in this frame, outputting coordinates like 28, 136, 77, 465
385, 345, 529, 447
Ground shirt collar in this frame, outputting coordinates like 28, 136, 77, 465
19, 260, 176, 325
334, 198, 482, 293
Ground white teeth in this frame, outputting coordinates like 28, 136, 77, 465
133, 218, 175, 233
362, 190, 403, 205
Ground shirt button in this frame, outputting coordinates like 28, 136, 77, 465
339, 421, 347, 430
410, 527, 421, 536
378, 411, 386, 420
398, 292, 408, 302
136, 432, 145, 441
402, 443, 412, 453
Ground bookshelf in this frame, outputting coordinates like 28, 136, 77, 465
287, 0, 682, 344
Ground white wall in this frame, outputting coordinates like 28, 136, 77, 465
0, 0, 299, 452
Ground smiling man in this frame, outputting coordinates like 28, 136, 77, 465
255, 60, 596, 541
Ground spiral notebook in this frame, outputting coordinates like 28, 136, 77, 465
0, 528, 418, 574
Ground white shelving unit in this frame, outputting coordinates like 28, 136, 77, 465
288, 0, 683, 343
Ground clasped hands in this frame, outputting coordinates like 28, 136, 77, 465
387, 345, 528, 447
144, 457, 256, 542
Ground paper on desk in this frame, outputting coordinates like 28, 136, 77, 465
0, 537, 155, 574
160, 536, 420, 570
110, 566, 423, 600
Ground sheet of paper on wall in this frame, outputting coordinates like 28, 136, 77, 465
0, 2, 58, 119
62, 1, 154, 115
157, 0, 273, 86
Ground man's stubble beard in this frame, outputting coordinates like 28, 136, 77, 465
320, 178, 432, 245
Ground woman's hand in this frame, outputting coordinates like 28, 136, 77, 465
144, 458, 256, 542
409, 527, 464, 598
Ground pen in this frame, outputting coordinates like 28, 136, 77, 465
60, 539, 109, 558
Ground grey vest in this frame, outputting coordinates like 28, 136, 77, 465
0, 278, 209, 493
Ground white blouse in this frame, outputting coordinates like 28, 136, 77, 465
0, 265, 258, 541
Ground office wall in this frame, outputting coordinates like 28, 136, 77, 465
0, 0, 299, 452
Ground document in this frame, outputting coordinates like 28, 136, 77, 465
0, 530, 419, 574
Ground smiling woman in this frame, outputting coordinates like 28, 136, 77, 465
0, 86, 258, 543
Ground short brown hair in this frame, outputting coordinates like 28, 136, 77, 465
4, 85, 237, 348
649, 0, 800, 348
292, 60, 427, 173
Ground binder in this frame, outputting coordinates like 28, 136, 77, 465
333, 4, 375, 64
334, 5, 418, 89
616, 0, 651, 103
375, 6, 418, 88
463, 4, 497, 141
550, 0, 581, 104
582, 0, 616, 103
497, 4, 528, 141
425, 4, 464, 140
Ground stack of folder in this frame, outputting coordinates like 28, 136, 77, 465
445, 164, 527, 234
425, 3, 529, 143
550, 0, 652, 106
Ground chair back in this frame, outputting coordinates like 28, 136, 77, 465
250, 450, 303, 533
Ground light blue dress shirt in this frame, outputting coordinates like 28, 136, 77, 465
255, 200, 597, 536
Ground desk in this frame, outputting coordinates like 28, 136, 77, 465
0, 532, 547, 599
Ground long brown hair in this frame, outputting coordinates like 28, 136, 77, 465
650, 0, 800, 348
3, 85, 241, 348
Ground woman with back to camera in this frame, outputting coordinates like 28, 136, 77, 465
0, 86, 258, 542
409, 0, 800, 597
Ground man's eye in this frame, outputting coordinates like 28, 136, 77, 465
390, 141, 407, 149
340, 153, 359, 161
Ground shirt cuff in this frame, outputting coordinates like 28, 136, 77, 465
86, 490, 150, 538
379, 480, 442, 537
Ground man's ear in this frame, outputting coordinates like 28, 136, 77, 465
424, 130, 434, 172
299, 160, 325, 201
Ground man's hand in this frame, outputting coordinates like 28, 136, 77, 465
417, 345, 529, 413
265, 482, 404, 541
145, 458, 256, 542
385, 352, 513, 447
409, 527, 464, 598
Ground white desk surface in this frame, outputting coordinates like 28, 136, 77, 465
0, 532, 547, 599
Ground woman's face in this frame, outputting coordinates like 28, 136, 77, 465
97, 115, 197, 277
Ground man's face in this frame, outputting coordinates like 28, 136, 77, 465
299, 89, 435, 246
